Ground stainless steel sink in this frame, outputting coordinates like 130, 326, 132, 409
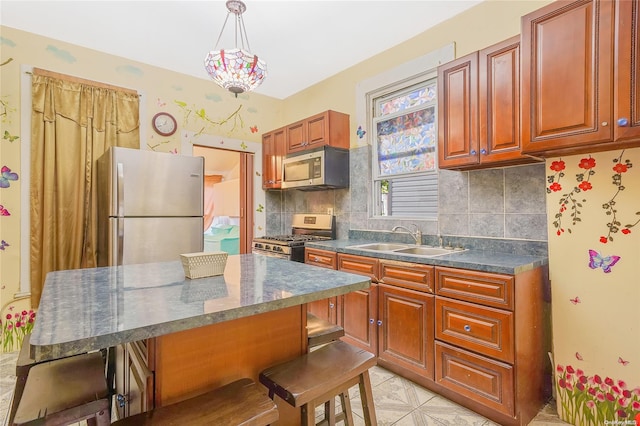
347, 243, 465, 257
393, 247, 461, 256
348, 243, 410, 251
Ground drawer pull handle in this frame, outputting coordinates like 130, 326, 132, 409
377, 320, 383, 326
313, 256, 320, 262
464, 325, 471, 332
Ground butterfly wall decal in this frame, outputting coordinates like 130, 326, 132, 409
569, 296, 581, 305
3, 130, 19, 142
0, 166, 19, 188
588, 249, 620, 273
618, 356, 630, 366
575, 352, 583, 361
356, 126, 366, 139
0, 240, 9, 250
250, 126, 258, 133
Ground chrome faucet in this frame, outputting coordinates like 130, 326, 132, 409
392, 224, 422, 245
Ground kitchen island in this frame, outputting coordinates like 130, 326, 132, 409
30, 254, 371, 424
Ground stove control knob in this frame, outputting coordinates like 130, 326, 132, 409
275, 246, 282, 252
265, 245, 271, 250
255, 243, 263, 249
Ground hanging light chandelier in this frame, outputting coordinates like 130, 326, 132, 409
204, 0, 267, 96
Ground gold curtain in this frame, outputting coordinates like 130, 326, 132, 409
30, 71, 139, 308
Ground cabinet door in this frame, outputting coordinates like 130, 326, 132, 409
306, 112, 328, 148
286, 119, 307, 153
521, 0, 615, 155
377, 283, 434, 379
340, 283, 378, 354
479, 36, 527, 165
614, 0, 640, 142
308, 297, 338, 324
438, 52, 479, 169
262, 128, 284, 189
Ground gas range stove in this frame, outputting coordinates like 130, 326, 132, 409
252, 214, 335, 262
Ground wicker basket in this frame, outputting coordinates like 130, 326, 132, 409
180, 251, 228, 279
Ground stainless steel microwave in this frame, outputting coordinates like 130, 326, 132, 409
281, 146, 349, 190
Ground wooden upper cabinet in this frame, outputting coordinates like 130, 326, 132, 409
438, 37, 537, 170
478, 36, 534, 166
615, 0, 640, 143
438, 52, 479, 169
285, 110, 350, 154
521, 0, 640, 156
261, 127, 285, 189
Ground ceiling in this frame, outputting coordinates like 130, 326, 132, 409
1, 0, 482, 99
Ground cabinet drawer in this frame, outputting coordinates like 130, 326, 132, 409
435, 341, 514, 417
379, 260, 434, 293
338, 253, 379, 281
305, 248, 337, 269
435, 266, 514, 310
436, 297, 514, 363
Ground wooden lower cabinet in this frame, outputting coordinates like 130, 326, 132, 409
307, 296, 338, 324
114, 340, 154, 420
435, 341, 514, 417
378, 283, 434, 379
305, 248, 550, 426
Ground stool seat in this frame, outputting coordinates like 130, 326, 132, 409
13, 351, 109, 426
259, 340, 377, 425
307, 312, 345, 348
112, 378, 278, 426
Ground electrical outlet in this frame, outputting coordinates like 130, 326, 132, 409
327, 208, 334, 215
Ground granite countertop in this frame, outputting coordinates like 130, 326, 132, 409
30, 254, 370, 361
305, 239, 548, 275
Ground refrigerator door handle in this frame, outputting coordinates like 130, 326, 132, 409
117, 219, 124, 266
117, 162, 124, 217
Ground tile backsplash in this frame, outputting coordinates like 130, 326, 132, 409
265, 145, 548, 245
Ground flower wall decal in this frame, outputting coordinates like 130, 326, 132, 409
600, 150, 639, 243
549, 156, 596, 236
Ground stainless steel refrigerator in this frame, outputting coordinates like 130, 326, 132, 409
97, 147, 204, 267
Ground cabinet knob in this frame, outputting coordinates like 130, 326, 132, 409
617, 118, 629, 127
470, 150, 477, 155
463, 325, 471, 332
329, 303, 335, 309
369, 318, 375, 324
602, 121, 608, 127
313, 256, 320, 262
480, 149, 487, 155
377, 320, 383, 326
117, 394, 127, 407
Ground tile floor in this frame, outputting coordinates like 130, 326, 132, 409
0, 350, 569, 426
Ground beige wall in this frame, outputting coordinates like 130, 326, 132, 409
0, 0, 552, 317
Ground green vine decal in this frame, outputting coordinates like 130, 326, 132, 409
600, 150, 639, 243
174, 101, 245, 136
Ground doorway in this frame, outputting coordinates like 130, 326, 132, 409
193, 145, 254, 254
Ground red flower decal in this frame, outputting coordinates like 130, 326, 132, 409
622, 228, 631, 235
579, 157, 596, 169
600, 236, 608, 244
551, 160, 566, 172
578, 181, 592, 191
613, 163, 628, 173
549, 182, 562, 192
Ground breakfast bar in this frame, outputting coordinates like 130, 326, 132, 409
29, 254, 371, 424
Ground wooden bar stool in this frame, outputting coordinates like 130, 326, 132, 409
307, 312, 344, 348
111, 378, 278, 426
12, 351, 110, 426
259, 340, 378, 426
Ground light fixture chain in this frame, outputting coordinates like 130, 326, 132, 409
213, 11, 232, 51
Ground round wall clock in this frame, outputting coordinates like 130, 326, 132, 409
152, 112, 177, 136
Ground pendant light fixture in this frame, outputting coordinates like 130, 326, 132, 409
204, 0, 267, 96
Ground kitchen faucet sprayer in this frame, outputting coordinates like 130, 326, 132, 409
392, 224, 422, 245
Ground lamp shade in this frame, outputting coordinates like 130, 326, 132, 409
204, 48, 267, 95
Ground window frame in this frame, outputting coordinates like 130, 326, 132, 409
368, 70, 439, 219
